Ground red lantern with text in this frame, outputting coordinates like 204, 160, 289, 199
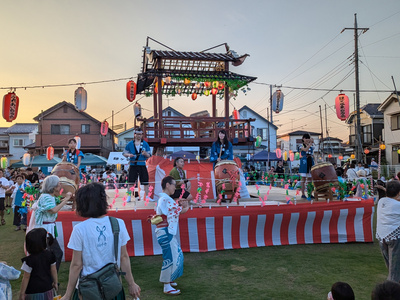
3, 92, 19, 122
75, 87, 87, 112
275, 148, 282, 159
335, 93, 349, 121
46, 146, 54, 160
191, 93, 197, 101
211, 88, 218, 95
100, 121, 109, 136
126, 81, 137, 102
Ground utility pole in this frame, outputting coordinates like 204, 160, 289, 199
342, 13, 369, 162
269, 85, 273, 123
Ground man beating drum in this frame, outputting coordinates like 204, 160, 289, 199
298, 133, 315, 199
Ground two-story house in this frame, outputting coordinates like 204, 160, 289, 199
346, 103, 384, 150
32, 101, 115, 158
378, 92, 400, 166
319, 137, 346, 165
236, 105, 277, 157
4, 123, 38, 164
0, 128, 9, 158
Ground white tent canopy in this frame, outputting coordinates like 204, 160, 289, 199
107, 152, 130, 166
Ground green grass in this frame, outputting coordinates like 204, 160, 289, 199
1, 210, 387, 300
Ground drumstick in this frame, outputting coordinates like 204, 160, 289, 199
219, 144, 223, 159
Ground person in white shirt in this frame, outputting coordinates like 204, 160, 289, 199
376, 180, 400, 282
0, 169, 10, 226
61, 183, 140, 300
345, 163, 358, 181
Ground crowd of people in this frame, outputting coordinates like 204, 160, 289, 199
2, 129, 400, 299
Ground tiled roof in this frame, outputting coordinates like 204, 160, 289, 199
0, 127, 9, 135
4, 123, 38, 134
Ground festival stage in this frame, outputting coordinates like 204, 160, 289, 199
55, 194, 375, 262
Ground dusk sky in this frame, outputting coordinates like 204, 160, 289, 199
1, 0, 400, 142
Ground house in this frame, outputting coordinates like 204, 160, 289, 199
4, 123, 38, 164
31, 101, 115, 158
0, 128, 9, 158
236, 105, 277, 158
378, 92, 400, 166
319, 137, 346, 165
346, 103, 384, 150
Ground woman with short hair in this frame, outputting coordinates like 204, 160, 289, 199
61, 183, 140, 300
34, 175, 72, 271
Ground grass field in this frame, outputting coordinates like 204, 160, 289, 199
1, 209, 387, 299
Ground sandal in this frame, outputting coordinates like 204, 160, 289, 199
1, 219, 5, 225
164, 289, 181, 295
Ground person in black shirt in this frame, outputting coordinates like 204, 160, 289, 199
25, 168, 39, 187
275, 161, 285, 179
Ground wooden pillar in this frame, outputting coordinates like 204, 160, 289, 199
224, 61, 230, 131
212, 94, 217, 117
157, 59, 163, 139
153, 87, 158, 138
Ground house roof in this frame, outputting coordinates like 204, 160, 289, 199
320, 137, 343, 142
4, 123, 38, 134
0, 127, 9, 135
346, 103, 383, 123
238, 105, 278, 130
32, 101, 116, 134
277, 130, 320, 138
378, 92, 400, 111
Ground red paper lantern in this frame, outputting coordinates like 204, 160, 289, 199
100, 121, 109, 136
211, 88, 218, 95
232, 109, 240, 120
328, 154, 333, 158
191, 93, 197, 100
335, 93, 349, 121
275, 148, 282, 159
46, 146, 54, 160
204, 82, 211, 89
126, 81, 137, 102
218, 82, 225, 90
338, 155, 343, 160
364, 148, 370, 154
3, 92, 19, 122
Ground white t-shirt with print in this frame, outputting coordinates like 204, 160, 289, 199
0, 177, 10, 197
67, 216, 130, 276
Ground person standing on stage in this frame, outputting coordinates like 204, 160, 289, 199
155, 176, 189, 295
123, 128, 151, 201
210, 129, 233, 168
62, 138, 84, 171
298, 133, 315, 199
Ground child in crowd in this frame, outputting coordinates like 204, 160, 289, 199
12, 174, 30, 231
328, 281, 355, 300
0, 261, 21, 300
19, 228, 58, 300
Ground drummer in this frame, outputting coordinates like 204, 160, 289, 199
298, 133, 315, 199
210, 129, 233, 168
169, 157, 193, 203
62, 138, 85, 177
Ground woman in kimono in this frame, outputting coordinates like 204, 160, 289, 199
210, 129, 233, 168
298, 133, 315, 199
155, 176, 189, 295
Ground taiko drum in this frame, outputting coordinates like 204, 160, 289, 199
51, 161, 80, 197
214, 160, 240, 193
310, 162, 338, 192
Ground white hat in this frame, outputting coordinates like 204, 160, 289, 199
356, 169, 366, 177
91, 169, 96, 172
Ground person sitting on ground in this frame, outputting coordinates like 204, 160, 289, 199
327, 281, 355, 300
169, 157, 193, 203
371, 280, 400, 300
376, 180, 400, 282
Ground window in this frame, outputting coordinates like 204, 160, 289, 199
13, 139, 24, 147
242, 111, 247, 118
257, 128, 268, 140
0, 141, 8, 147
167, 110, 172, 116
81, 124, 90, 134
51, 124, 70, 135
362, 125, 372, 144
391, 114, 400, 130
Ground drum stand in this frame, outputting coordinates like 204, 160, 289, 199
216, 182, 239, 205
314, 189, 334, 202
